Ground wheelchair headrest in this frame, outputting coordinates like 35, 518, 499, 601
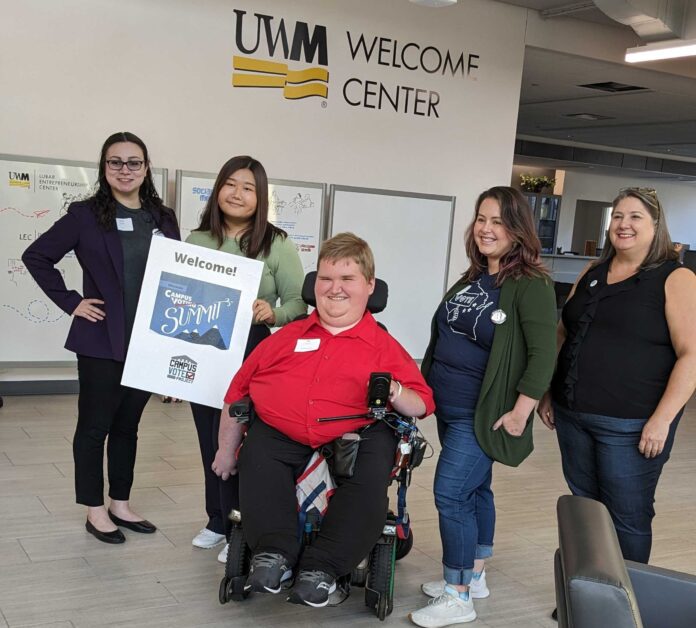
301, 271, 388, 314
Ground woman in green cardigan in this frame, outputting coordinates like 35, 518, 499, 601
410, 187, 556, 628
186, 156, 306, 563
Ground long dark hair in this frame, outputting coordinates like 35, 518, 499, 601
463, 186, 548, 285
93, 131, 174, 230
594, 187, 678, 271
195, 155, 286, 258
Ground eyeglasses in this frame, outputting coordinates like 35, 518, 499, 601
105, 158, 145, 172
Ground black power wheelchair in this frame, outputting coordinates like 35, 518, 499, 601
217, 273, 430, 620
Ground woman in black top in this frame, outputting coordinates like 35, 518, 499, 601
538, 188, 696, 563
23, 132, 180, 544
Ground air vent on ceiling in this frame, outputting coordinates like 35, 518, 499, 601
579, 81, 647, 92
564, 113, 615, 121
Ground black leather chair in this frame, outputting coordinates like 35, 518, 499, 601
555, 495, 696, 628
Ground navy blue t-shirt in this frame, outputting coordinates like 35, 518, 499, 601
427, 273, 501, 410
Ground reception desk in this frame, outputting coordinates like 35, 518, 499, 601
541, 254, 598, 284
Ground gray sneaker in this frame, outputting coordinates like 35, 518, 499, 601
246, 552, 293, 594
422, 571, 489, 599
287, 569, 336, 607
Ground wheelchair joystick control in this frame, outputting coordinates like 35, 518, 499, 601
367, 372, 391, 414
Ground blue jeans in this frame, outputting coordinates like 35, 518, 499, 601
554, 404, 681, 563
434, 407, 495, 585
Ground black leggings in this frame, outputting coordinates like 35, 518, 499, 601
239, 419, 398, 578
74, 355, 151, 506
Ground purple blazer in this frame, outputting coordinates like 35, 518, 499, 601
22, 199, 181, 362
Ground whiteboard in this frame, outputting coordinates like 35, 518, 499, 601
0, 154, 167, 365
176, 171, 325, 275
329, 185, 455, 360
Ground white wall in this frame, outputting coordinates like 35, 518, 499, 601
557, 170, 696, 250
1, 0, 529, 285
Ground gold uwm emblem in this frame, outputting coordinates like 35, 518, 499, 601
232, 10, 329, 100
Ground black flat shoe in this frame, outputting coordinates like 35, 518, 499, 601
85, 519, 125, 544
108, 511, 157, 533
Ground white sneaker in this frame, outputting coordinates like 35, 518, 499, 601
217, 543, 229, 564
410, 587, 477, 627
422, 571, 489, 599
192, 528, 226, 549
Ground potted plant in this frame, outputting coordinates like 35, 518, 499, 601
520, 174, 555, 193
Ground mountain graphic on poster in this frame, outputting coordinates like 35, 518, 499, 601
149, 271, 240, 350
175, 327, 227, 350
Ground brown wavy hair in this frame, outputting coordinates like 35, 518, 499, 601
462, 186, 548, 285
93, 131, 174, 230
594, 187, 678, 271
195, 155, 286, 258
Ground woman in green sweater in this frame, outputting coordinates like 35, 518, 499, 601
186, 156, 306, 562
410, 187, 556, 628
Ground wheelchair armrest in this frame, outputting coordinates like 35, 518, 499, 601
627, 561, 696, 628
229, 396, 252, 423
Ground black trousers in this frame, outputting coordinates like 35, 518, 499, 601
74, 355, 151, 506
191, 402, 239, 537
190, 324, 270, 537
239, 419, 398, 578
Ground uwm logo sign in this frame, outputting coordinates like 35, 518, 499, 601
9, 172, 30, 189
232, 9, 329, 100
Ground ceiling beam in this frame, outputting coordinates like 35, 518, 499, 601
593, 0, 687, 41
540, 2, 596, 18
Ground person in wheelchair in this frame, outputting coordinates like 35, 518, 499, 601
212, 232, 434, 608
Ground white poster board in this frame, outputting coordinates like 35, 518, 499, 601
176, 171, 325, 274
329, 185, 455, 360
0, 153, 166, 365
121, 238, 262, 408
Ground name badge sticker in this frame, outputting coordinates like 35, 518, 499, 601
116, 217, 134, 231
295, 338, 321, 352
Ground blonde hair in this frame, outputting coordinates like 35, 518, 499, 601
318, 232, 375, 281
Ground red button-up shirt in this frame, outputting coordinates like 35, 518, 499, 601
225, 311, 434, 447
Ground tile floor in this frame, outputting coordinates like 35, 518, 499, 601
0, 394, 693, 627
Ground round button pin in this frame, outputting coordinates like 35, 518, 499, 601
590, 279, 598, 287
491, 309, 507, 325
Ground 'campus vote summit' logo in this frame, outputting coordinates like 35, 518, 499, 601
231, 9, 329, 100
150, 271, 241, 350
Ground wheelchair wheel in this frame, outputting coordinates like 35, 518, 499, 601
222, 525, 250, 602
365, 538, 395, 621
351, 557, 369, 587
394, 528, 414, 561
218, 576, 232, 604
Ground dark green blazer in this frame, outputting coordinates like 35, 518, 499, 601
422, 274, 557, 466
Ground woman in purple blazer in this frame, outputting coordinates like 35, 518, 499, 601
23, 132, 180, 544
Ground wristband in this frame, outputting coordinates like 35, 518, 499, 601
393, 380, 403, 400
